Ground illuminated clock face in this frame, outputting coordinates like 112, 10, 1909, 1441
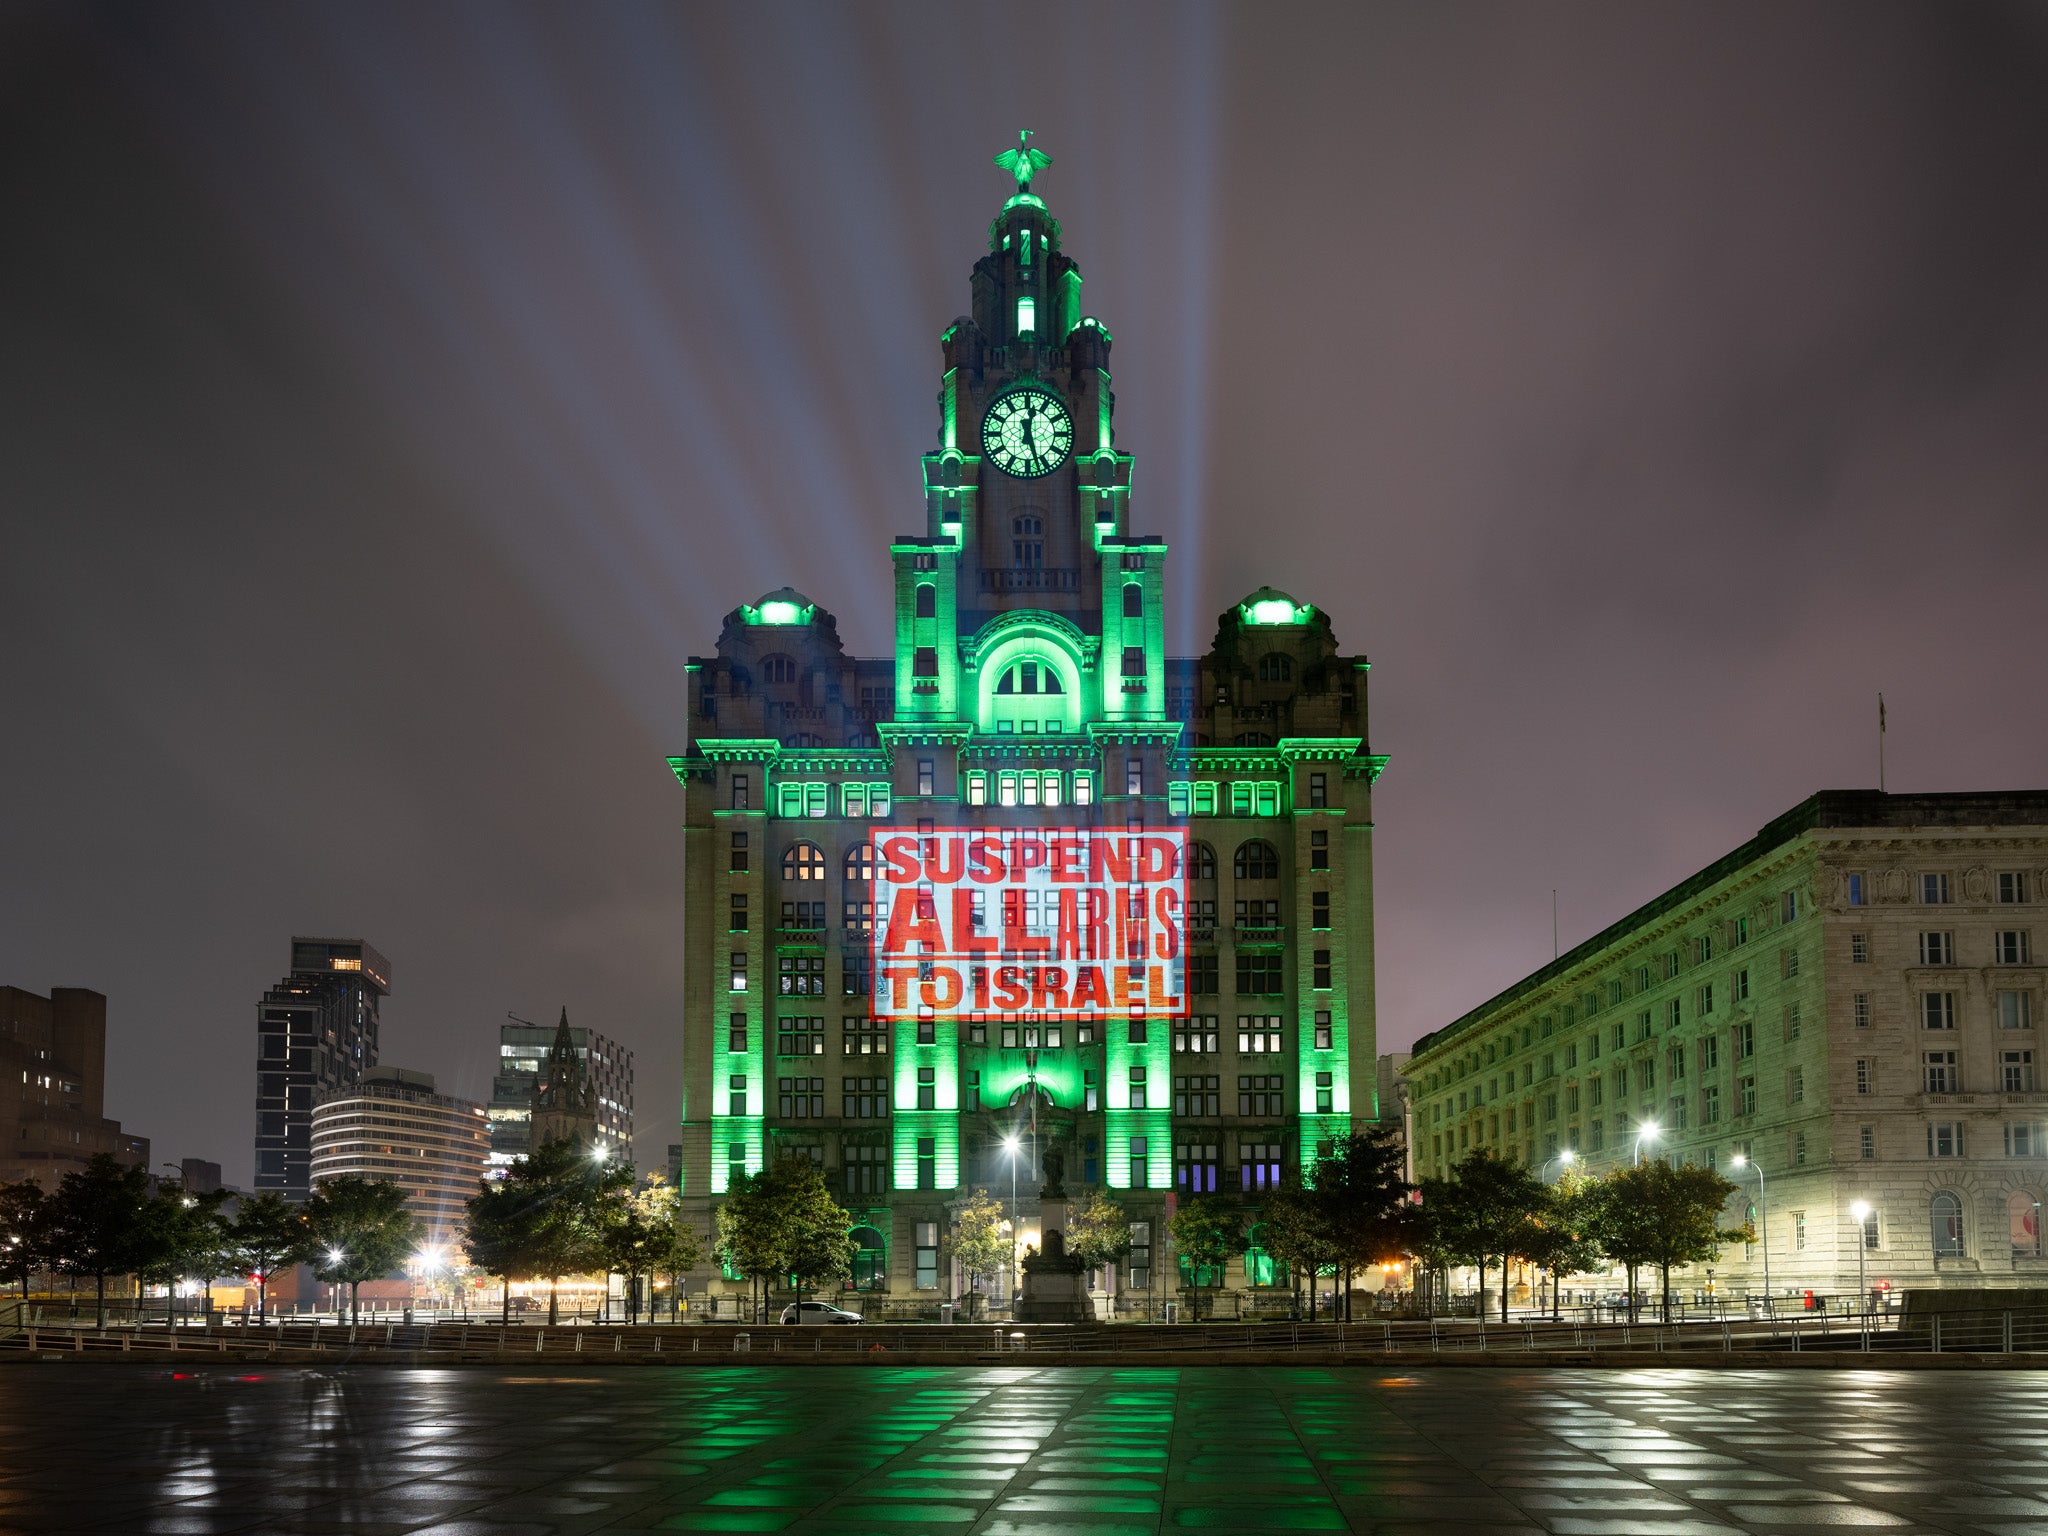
981, 388, 1073, 479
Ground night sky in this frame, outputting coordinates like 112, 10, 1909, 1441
6, 4, 2047, 1185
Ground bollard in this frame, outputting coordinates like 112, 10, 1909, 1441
735, 1333, 751, 1353
2004, 1312, 2014, 1354
535, 1330, 545, 1355
614, 1333, 622, 1354
1721, 1322, 1731, 1354
74, 1330, 82, 1354
1383, 1324, 1393, 1354
1931, 1316, 1942, 1354
574, 1331, 583, 1354
1525, 1324, 1535, 1351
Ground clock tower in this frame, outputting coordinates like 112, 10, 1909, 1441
894, 134, 1156, 733
673, 139, 1385, 1314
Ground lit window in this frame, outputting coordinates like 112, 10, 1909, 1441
1017, 296, 1036, 335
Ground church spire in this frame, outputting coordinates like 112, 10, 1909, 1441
531, 1005, 598, 1151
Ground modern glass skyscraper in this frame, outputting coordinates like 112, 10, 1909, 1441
672, 144, 1385, 1308
253, 937, 387, 1200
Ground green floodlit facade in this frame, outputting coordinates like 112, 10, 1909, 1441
672, 152, 1387, 1309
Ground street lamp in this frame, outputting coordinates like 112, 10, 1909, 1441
1633, 1122, 1659, 1165
1540, 1148, 1576, 1183
1731, 1154, 1770, 1313
1002, 1135, 1021, 1311
1847, 1200, 1871, 1342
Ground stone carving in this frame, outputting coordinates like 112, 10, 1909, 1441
1964, 865, 1992, 904
1878, 868, 1910, 904
1040, 1141, 1067, 1200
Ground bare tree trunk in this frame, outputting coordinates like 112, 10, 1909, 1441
501, 1277, 510, 1325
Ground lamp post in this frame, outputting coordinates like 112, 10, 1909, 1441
1536, 1148, 1577, 1317
326, 1247, 347, 1324
1847, 1201, 1870, 1344
1633, 1122, 1659, 1166
1002, 1134, 1021, 1312
1731, 1154, 1770, 1314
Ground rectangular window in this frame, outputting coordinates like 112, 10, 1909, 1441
2000, 871, 2030, 904
1313, 1010, 1333, 1051
1311, 890, 1330, 929
777, 1016, 826, 1057
1312, 950, 1333, 989
1923, 992, 1957, 1030
1854, 992, 1872, 1028
2005, 1122, 2043, 1158
1782, 948, 1800, 979
1732, 968, 1749, 1003
1702, 1082, 1720, 1124
917, 1136, 936, 1191
1128, 1066, 1148, 1111
1738, 1075, 1757, 1116
1695, 983, 1714, 1018
1072, 772, 1094, 806
1922, 872, 1951, 904
2001, 1050, 2034, 1093
1017, 296, 1036, 334
1129, 1137, 1150, 1190
1850, 932, 1868, 964
1310, 830, 1329, 871
1794, 1212, 1807, 1250
778, 955, 826, 996
1928, 1121, 1963, 1157
1781, 890, 1799, 923
2000, 991, 2034, 1030
732, 774, 750, 811
1125, 757, 1143, 796
729, 893, 749, 932
728, 1013, 748, 1053
1847, 872, 1865, 906
916, 758, 935, 796
727, 1075, 747, 1118
916, 1066, 936, 1110
1700, 1034, 1720, 1071
966, 771, 987, 807
1315, 1071, 1334, 1114
913, 646, 938, 678
1794, 1130, 1807, 1165
1235, 953, 1284, 996
1308, 772, 1327, 809
840, 1076, 890, 1119
1789, 1066, 1804, 1104
730, 952, 749, 993
1664, 998, 1682, 1031
913, 1221, 939, 1289
1919, 931, 1955, 965
1856, 1058, 1872, 1095
1923, 1051, 1958, 1093
730, 831, 750, 872
1784, 1002, 1801, 1042
1996, 931, 2032, 965
842, 950, 872, 998
1733, 1019, 1754, 1059
1860, 1125, 1875, 1160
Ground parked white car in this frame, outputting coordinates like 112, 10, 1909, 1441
779, 1300, 862, 1325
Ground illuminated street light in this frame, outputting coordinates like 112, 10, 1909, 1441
1633, 1123, 1659, 1165
1732, 1153, 1771, 1309
1848, 1200, 1872, 1343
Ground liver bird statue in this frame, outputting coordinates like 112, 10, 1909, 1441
994, 129, 1053, 193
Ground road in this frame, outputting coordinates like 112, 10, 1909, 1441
0, 1363, 2041, 1533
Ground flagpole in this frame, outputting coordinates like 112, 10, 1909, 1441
1878, 693, 1886, 793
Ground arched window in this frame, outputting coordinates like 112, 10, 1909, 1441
761, 654, 798, 685
1122, 584, 1143, 618
1258, 654, 1292, 682
844, 845, 875, 884
914, 583, 936, 619
2009, 1191, 2041, 1259
849, 1226, 887, 1290
1181, 841, 1217, 882
782, 842, 826, 881
1931, 1190, 1966, 1257
1012, 516, 1043, 569
1234, 840, 1279, 881
995, 661, 1064, 696
783, 733, 824, 748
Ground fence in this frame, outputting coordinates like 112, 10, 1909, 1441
6, 1309, 2048, 1361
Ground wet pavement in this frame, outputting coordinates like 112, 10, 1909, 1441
0, 1364, 2043, 1534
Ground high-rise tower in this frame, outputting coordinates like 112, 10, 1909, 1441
254, 937, 386, 1200
673, 143, 1386, 1314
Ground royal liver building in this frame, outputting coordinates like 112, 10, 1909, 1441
672, 140, 1386, 1311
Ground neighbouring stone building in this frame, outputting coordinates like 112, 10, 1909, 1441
487, 1012, 634, 1168
0, 985, 149, 1189
670, 142, 1387, 1312
1406, 791, 2048, 1302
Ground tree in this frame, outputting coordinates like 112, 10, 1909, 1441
1425, 1149, 1547, 1321
462, 1175, 538, 1325
1064, 1190, 1132, 1273
1521, 1172, 1605, 1319
950, 1189, 1009, 1321
0, 1180, 52, 1302
607, 1174, 706, 1323
306, 1176, 419, 1324
1311, 1127, 1414, 1319
138, 1185, 233, 1321
1594, 1160, 1746, 1321
777, 1159, 857, 1300
714, 1169, 784, 1323
1257, 1177, 1334, 1320
46, 1155, 154, 1326
226, 1192, 311, 1322
1168, 1195, 1246, 1321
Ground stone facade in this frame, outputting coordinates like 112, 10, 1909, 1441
0, 985, 148, 1189
671, 153, 1386, 1309
1406, 791, 2048, 1300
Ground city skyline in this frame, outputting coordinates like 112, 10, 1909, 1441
7, 4, 2048, 1186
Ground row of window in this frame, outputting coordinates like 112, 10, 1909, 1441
1848, 870, 2033, 906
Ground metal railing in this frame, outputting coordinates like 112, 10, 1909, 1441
8, 1308, 2048, 1361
